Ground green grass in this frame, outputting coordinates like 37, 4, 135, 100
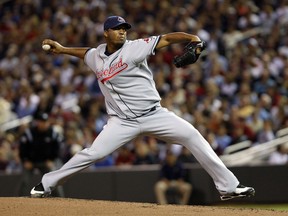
215, 203, 288, 211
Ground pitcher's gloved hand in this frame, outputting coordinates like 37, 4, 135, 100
173, 41, 206, 68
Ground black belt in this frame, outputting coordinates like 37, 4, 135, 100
112, 106, 158, 119
138, 106, 157, 117
149, 106, 157, 112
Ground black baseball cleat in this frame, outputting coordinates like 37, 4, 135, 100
30, 182, 50, 198
220, 184, 255, 201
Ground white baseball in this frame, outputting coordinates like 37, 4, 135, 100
42, 44, 51, 51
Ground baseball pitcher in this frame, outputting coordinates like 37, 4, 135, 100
31, 16, 255, 201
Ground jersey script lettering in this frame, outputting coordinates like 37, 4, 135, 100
96, 57, 128, 83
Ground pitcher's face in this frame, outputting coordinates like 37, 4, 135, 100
105, 25, 127, 46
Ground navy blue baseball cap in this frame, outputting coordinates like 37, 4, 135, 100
104, 16, 131, 31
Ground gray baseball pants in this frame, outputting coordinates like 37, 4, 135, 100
42, 107, 239, 194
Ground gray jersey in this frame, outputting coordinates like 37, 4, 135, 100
84, 36, 161, 119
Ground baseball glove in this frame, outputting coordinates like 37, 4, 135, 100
173, 41, 206, 68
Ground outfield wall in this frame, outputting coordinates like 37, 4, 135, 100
0, 164, 287, 204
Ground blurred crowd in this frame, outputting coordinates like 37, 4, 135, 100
1, 0, 288, 174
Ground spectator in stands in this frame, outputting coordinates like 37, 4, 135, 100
257, 119, 275, 144
146, 136, 161, 164
228, 107, 256, 144
0, 97, 17, 125
257, 93, 273, 121
246, 109, 264, 137
154, 151, 192, 205
133, 137, 158, 165
115, 146, 135, 166
214, 125, 232, 155
18, 112, 63, 196
0, 133, 21, 174
177, 146, 197, 164
268, 144, 288, 165
60, 121, 83, 163
14, 80, 40, 118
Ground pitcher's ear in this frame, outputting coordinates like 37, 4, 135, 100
104, 30, 108, 37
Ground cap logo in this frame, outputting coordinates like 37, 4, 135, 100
118, 17, 125, 23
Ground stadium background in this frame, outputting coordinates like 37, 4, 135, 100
0, 0, 288, 214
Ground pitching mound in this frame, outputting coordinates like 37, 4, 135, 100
0, 197, 286, 216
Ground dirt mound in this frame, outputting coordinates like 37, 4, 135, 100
0, 197, 286, 216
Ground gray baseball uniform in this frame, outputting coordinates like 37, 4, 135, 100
41, 36, 239, 195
